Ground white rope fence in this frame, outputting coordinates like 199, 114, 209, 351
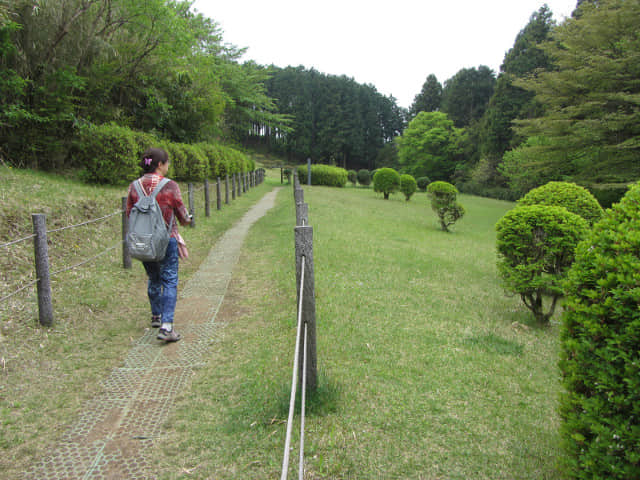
281, 175, 317, 480
281, 256, 307, 480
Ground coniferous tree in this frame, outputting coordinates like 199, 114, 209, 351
409, 74, 442, 119
511, 0, 640, 188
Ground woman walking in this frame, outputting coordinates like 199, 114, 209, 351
126, 147, 192, 342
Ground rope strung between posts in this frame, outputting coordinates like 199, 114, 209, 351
0, 279, 39, 303
281, 254, 308, 480
0, 242, 120, 305
46, 210, 122, 234
0, 233, 36, 250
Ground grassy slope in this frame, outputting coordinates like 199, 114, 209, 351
154, 186, 564, 479
0, 165, 275, 479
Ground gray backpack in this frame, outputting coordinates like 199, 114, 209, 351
127, 178, 174, 262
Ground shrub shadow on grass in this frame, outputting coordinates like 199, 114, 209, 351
461, 333, 524, 356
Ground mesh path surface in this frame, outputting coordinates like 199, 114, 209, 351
26, 188, 281, 480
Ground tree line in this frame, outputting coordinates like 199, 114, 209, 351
402, 0, 639, 204
0, 0, 288, 170
2, 0, 637, 205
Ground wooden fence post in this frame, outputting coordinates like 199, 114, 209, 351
294, 188, 304, 205
225, 174, 230, 204
121, 197, 131, 269
232, 174, 236, 200
216, 177, 222, 210
32, 214, 54, 327
188, 183, 195, 228
296, 202, 309, 227
295, 225, 317, 391
237, 173, 242, 197
204, 179, 211, 217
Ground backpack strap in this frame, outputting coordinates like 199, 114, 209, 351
133, 179, 146, 198
149, 177, 171, 200
148, 177, 174, 233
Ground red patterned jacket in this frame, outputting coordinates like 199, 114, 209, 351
126, 174, 191, 238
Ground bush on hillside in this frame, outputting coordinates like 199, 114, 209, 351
373, 168, 400, 199
417, 176, 431, 192
357, 169, 371, 186
348, 169, 357, 186
75, 123, 141, 184
296, 164, 347, 187
559, 182, 640, 479
399, 174, 417, 201
495, 205, 588, 323
518, 181, 604, 225
427, 181, 465, 232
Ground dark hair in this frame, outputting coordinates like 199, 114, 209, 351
140, 147, 169, 173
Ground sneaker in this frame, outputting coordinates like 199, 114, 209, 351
151, 316, 162, 328
157, 328, 181, 342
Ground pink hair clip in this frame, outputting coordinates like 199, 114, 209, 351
144, 157, 153, 166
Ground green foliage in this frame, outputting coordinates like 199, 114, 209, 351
75, 123, 140, 184
499, 136, 568, 198
495, 205, 588, 323
170, 143, 208, 181
409, 74, 442, 119
518, 181, 604, 225
296, 164, 348, 187
427, 181, 465, 231
347, 169, 358, 185
559, 181, 640, 479
441, 66, 496, 128
264, 66, 404, 170
396, 111, 465, 181
356, 169, 371, 186
587, 183, 630, 209
399, 174, 417, 201
373, 167, 400, 199
0, 0, 280, 169
416, 176, 431, 192
513, 0, 640, 187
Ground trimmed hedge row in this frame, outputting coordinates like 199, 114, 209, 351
75, 123, 254, 185
296, 164, 348, 187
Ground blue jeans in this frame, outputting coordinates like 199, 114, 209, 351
143, 238, 179, 324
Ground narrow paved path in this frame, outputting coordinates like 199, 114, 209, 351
27, 188, 281, 480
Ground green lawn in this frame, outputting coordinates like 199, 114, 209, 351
155, 185, 565, 479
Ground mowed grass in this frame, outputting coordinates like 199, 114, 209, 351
0, 165, 275, 479
154, 186, 564, 479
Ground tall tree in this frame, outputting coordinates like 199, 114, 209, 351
409, 74, 442, 119
441, 66, 496, 128
479, 6, 556, 162
511, 0, 640, 187
395, 111, 464, 181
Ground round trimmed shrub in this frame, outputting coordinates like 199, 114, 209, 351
518, 181, 604, 225
559, 182, 640, 479
417, 176, 431, 192
495, 205, 588, 323
427, 181, 465, 231
373, 167, 400, 199
348, 169, 357, 186
357, 169, 371, 186
399, 174, 417, 201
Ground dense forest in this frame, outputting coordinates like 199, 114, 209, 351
1, 0, 638, 203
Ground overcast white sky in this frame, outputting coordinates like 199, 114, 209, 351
191, 1, 577, 109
